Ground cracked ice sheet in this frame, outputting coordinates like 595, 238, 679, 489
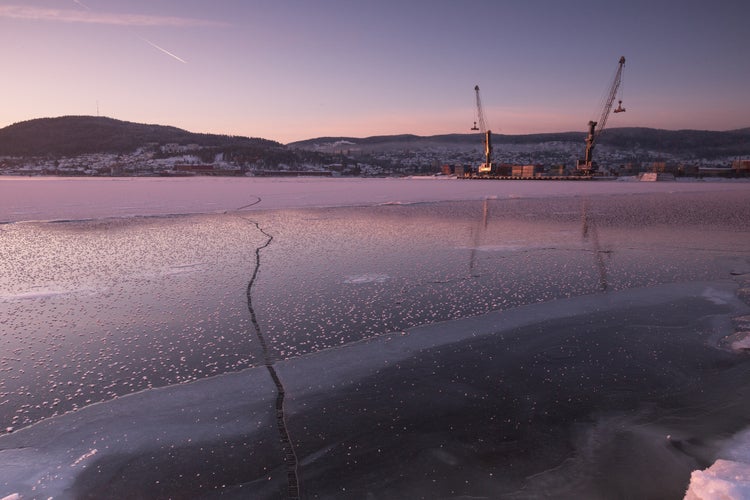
0, 215, 271, 430
2, 179, 750, 498
2, 281, 750, 499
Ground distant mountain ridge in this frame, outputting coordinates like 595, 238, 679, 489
1, 116, 748, 162
290, 128, 750, 159
288, 131, 583, 148
0, 116, 279, 156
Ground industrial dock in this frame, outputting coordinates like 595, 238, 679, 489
468, 57, 626, 179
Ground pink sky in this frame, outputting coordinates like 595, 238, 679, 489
1, 1, 748, 143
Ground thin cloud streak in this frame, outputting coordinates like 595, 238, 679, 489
0, 5, 225, 27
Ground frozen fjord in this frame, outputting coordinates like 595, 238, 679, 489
1, 177, 750, 498
2, 281, 750, 498
2, 175, 749, 223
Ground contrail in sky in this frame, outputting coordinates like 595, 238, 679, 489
72, 0, 91, 10
66, 1, 189, 64
0, 2, 197, 65
138, 36, 188, 64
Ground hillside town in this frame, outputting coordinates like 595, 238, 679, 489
2, 139, 749, 178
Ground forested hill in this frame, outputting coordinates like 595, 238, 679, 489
0, 116, 279, 156
290, 128, 750, 159
2, 116, 748, 161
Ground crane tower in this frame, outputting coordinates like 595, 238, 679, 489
472, 85, 494, 175
577, 56, 626, 175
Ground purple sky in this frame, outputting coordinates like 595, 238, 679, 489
1, 0, 748, 143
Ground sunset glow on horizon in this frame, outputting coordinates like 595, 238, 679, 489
1, 0, 748, 144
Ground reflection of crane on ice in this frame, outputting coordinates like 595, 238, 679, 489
471, 85, 494, 175
577, 56, 626, 175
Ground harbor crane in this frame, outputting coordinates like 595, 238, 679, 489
577, 56, 626, 175
471, 85, 494, 175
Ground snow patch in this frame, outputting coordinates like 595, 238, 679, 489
731, 333, 750, 352
684, 428, 750, 499
702, 287, 736, 305
684, 460, 750, 500
0, 286, 101, 302
344, 273, 390, 284
71, 448, 98, 467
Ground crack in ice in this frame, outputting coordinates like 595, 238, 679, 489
243, 213, 300, 499
234, 196, 263, 212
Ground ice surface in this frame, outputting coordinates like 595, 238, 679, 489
2, 177, 750, 498
0, 366, 278, 498
2, 175, 749, 223
2, 280, 750, 498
